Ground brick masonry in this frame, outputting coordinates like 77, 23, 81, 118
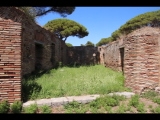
0, 7, 68, 103
0, 7, 22, 103
99, 27, 160, 94
0, 7, 99, 103
67, 46, 100, 65
124, 27, 160, 94
98, 38, 124, 71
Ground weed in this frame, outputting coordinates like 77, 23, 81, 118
104, 105, 112, 112
152, 97, 160, 105
141, 90, 158, 100
136, 102, 146, 113
89, 100, 101, 109
111, 94, 126, 102
10, 101, 22, 113
24, 103, 38, 113
64, 101, 80, 109
148, 105, 152, 109
128, 94, 140, 107
39, 105, 52, 113
104, 96, 119, 107
0, 100, 10, 113
152, 106, 160, 113
126, 105, 131, 112
116, 104, 127, 113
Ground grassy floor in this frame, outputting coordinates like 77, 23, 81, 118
22, 65, 130, 101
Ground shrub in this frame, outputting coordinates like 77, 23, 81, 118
153, 97, 160, 105
64, 101, 80, 109
39, 105, 52, 113
141, 90, 158, 100
128, 94, 140, 107
152, 106, 160, 113
10, 101, 22, 113
24, 103, 38, 113
137, 102, 146, 113
0, 100, 10, 113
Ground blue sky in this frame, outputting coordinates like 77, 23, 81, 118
36, 7, 160, 46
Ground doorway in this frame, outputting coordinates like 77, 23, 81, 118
35, 43, 43, 70
119, 47, 124, 74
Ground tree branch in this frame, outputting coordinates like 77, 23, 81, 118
36, 9, 53, 17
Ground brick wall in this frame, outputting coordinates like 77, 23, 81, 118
124, 27, 160, 94
98, 38, 124, 71
0, 7, 22, 103
0, 7, 68, 103
67, 46, 99, 65
99, 27, 160, 94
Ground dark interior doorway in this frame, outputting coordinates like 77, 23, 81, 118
51, 43, 55, 66
35, 43, 43, 70
119, 47, 124, 74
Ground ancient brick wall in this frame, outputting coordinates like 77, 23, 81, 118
19, 9, 67, 75
98, 38, 124, 71
99, 27, 160, 94
0, 7, 68, 103
21, 21, 59, 75
67, 46, 99, 65
98, 46, 105, 65
0, 7, 22, 103
124, 27, 160, 94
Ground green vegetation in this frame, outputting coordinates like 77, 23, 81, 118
66, 43, 73, 47
0, 100, 10, 113
44, 18, 89, 41
85, 41, 95, 47
39, 105, 52, 113
10, 101, 22, 113
22, 65, 127, 101
64, 95, 126, 113
141, 90, 159, 99
23, 103, 38, 113
96, 37, 113, 46
119, 10, 160, 34
137, 102, 146, 113
153, 97, 160, 105
128, 94, 140, 107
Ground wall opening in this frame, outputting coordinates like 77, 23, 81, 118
35, 43, 43, 71
119, 47, 124, 74
50, 43, 55, 66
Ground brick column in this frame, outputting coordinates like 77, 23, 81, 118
0, 19, 22, 103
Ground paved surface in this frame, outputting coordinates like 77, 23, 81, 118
23, 92, 135, 108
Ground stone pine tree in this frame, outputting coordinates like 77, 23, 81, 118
85, 41, 95, 47
119, 10, 160, 35
96, 10, 160, 46
66, 43, 73, 47
96, 37, 113, 46
44, 19, 89, 42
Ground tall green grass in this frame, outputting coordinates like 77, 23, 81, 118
22, 65, 129, 101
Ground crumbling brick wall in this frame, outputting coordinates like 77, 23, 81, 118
99, 27, 160, 94
98, 38, 124, 71
98, 46, 105, 65
0, 7, 68, 103
67, 46, 99, 65
124, 27, 160, 94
